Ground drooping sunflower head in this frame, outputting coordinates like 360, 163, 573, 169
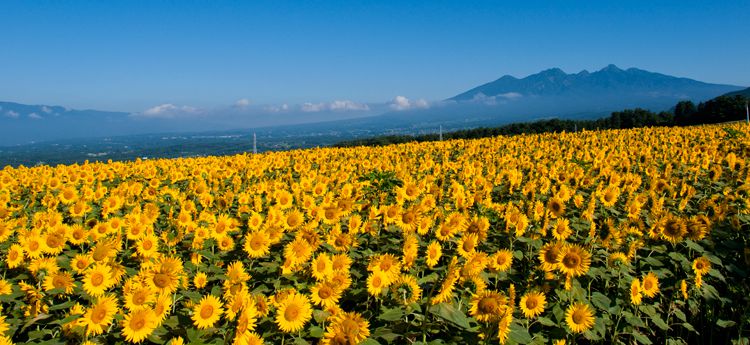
630, 278, 642, 305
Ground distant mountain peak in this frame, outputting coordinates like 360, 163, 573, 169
449, 65, 742, 102
600, 64, 622, 72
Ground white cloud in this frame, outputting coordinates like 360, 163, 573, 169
41, 106, 53, 114
137, 103, 201, 118
264, 104, 290, 112
234, 98, 250, 108
329, 100, 370, 111
498, 92, 523, 100
301, 102, 326, 112
28, 112, 43, 120
5, 110, 19, 118
301, 100, 369, 112
389, 96, 430, 111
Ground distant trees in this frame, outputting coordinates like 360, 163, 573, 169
335, 94, 749, 148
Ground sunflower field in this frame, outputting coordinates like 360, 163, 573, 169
0, 123, 749, 345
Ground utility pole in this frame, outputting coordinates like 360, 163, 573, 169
574, 123, 577, 132
439, 125, 443, 141
253, 132, 257, 154
746, 102, 749, 124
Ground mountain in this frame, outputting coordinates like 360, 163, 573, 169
723, 87, 750, 98
1, 65, 744, 147
451, 64, 740, 102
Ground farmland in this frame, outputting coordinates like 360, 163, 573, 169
0, 123, 748, 344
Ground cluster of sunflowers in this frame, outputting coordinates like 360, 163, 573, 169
0, 123, 748, 345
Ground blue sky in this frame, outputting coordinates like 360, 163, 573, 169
1, 0, 748, 112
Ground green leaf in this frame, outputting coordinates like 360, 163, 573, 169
293, 337, 310, 345
507, 323, 533, 344
309, 326, 324, 338
591, 292, 611, 310
673, 309, 687, 322
684, 240, 705, 253
643, 256, 664, 267
650, 314, 670, 331
632, 330, 653, 344
537, 316, 556, 327
681, 322, 698, 333
49, 300, 76, 311
378, 307, 404, 321
429, 303, 474, 330
716, 319, 736, 328
360, 339, 382, 345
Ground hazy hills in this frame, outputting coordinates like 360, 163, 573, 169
0, 65, 744, 146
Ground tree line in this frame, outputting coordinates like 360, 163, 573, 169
334, 95, 749, 148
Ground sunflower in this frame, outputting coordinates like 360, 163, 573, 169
600, 185, 620, 207
556, 244, 591, 277
0, 279, 11, 295
321, 311, 371, 345
686, 215, 710, 241
465, 216, 490, 241
692, 256, 711, 275
311, 254, 334, 281
547, 197, 566, 218
283, 210, 305, 230
5, 244, 23, 268
284, 237, 314, 266
519, 291, 546, 318
71, 253, 92, 274
497, 308, 513, 344
124, 286, 156, 311
393, 274, 422, 305
469, 290, 508, 322
82, 294, 119, 335
565, 302, 595, 333
58, 185, 79, 204
551, 218, 572, 241
42, 271, 74, 294
193, 272, 208, 289
274, 291, 312, 333
660, 215, 686, 244
83, 264, 115, 297
490, 249, 513, 273
457, 233, 479, 258
630, 278, 643, 305
192, 295, 224, 329
310, 281, 342, 308
538, 242, 562, 272
432, 257, 460, 305
368, 253, 402, 281
641, 272, 660, 298
136, 233, 159, 258
153, 293, 173, 322
121, 308, 158, 343
243, 230, 271, 258
331, 254, 352, 272
366, 270, 390, 297
425, 241, 442, 268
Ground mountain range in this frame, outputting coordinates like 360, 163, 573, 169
0, 64, 744, 146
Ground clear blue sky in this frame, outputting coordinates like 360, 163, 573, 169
1, 0, 748, 112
